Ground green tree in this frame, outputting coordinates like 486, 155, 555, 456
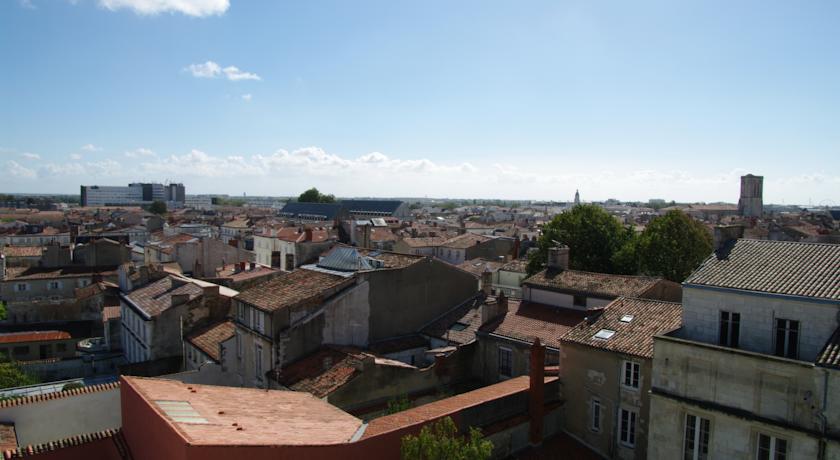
62, 382, 85, 392
297, 187, 336, 203
527, 204, 632, 275
401, 417, 492, 460
637, 210, 713, 282
0, 302, 6, 321
386, 394, 412, 414
0, 362, 39, 389
149, 200, 167, 215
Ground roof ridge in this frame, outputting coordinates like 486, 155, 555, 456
0, 382, 120, 409
3, 428, 121, 458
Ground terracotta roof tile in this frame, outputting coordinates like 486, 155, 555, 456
0, 424, 16, 454
560, 297, 682, 359
817, 326, 840, 369
479, 300, 588, 349
685, 239, 840, 300
124, 275, 204, 317
455, 258, 505, 276
2, 266, 117, 281
278, 348, 367, 398
523, 269, 662, 299
236, 269, 353, 313
0, 382, 120, 409
399, 237, 448, 248
0, 247, 42, 258
0, 331, 71, 344
421, 296, 484, 345
3, 428, 120, 459
441, 233, 492, 249
186, 320, 235, 362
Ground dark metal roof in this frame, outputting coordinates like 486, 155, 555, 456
316, 246, 374, 272
279, 202, 343, 220
340, 199, 404, 215
685, 239, 840, 301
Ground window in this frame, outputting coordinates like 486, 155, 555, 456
235, 331, 242, 359
254, 344, 263, 381
573, 295, 586, 307
498, 346, 512, 378
590, 398, 602, 432
13, 346, 28, 357
15, 283, 28, 292
683, 414, 711, 460
252, 309, 265, 334
237, 302, 245, 322
757, 433, 788, 460
774, 319, 799, 359
48, 281, 61, 290
79, 279, 90, 287
719, 311, 740, 347
622, 361, 640, 389
619, 408, 637, 448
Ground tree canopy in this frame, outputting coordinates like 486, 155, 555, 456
149, 200, 167, 215
637, 210, 713, 282
401, 417, 492, 460
0, 362, 38, 389
527, 204, 632, 275
297, 187, 336, 203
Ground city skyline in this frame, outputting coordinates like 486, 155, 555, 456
2, 1, 839, 204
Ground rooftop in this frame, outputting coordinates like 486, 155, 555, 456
479, 300, 588, 349
0, 246, 43, 258
685, 239, 840, 301
441, 233, 492, 249
236, 268, 353, 313
2, 266, 117, 281
124, 276, 204, 317
421, 296, 484, 345
123, 376, 363, 446
560, 297, 683, 359
0, 331, 71, 344
185, 320, 235, 362
523, 269, 662, 299
817, 326, 840, 369
278, 347, 367, 398
455, 258, 506, 276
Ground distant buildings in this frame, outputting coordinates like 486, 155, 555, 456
80, 183, 185, 208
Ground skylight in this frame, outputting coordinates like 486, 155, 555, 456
155, 400, 209, 424
450, 322, 468, 332
593, 329, 616, 340
620, 315, 634, 323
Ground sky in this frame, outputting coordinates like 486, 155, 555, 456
1, 0, 839, 205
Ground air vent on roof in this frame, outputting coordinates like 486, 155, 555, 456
593, 329, 616, 340
450, 322, 468, 332
620, 315, 634, 323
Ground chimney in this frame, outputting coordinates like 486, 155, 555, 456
171, 293, 190, 307
547, 245, 570, 270
304, 227, 313, 242
0, 254, 5, 281
714, 225, 744, 252
361, 224, 372, 249
512, 237, 521, 259
529, 338, 546, 446
202, 284, 220, 298
249, 262, 256, 270
239, 261, 246, 272
481, 294, 508, 325
481, 266, 493, 296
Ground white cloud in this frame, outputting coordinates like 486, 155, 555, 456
98, 0, 229, 17
21, 152, 41, 160
19, 0, 36, 9
81, 143, 102, 152
241, 93, 252, 102
185, 61, 260, 81
223, 66, 260, 81
70, 153, 83, 160
124, 148, 156, 158
7, 161, 36, 178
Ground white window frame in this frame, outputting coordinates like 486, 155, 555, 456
237, 302, 246, 323
498, 346, 513, 379
757, 433, 788, 460
622, 360, 641, 390
253, 309, 264, 334
774, 318, 799, 360
590, 398, 602, 433
683, 413, 711, 460
618, 407, 637, 448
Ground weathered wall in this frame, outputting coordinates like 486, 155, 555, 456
367, 259, 478, 341
682, 286, 840, 361
322, 281, 370, 347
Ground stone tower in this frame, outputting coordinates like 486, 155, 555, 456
738, 174, 763, 218
574, 189, 580, 206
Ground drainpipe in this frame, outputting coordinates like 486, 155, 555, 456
529, 339, 546, 445
817, 368, 829, 460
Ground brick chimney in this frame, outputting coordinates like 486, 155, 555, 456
547, 245, 569, 270
481, 293, 508, 325
481, 265, 493, 295
0, 254, 5, 281
249, 262, 256, 270
529, 338, 546, 446
239, 261, 246, 272
304, 227, 313, 242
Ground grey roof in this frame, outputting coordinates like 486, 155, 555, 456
685, 239, 840, 301
279, 202, 343, 220
316, 247, 374, 272
340, 200, 403, 215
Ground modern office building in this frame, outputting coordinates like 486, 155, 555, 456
80, 183, 185, 207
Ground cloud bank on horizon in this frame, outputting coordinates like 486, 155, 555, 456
2, 146, 837, 205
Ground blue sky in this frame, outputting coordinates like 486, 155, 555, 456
1, 0, 838, 204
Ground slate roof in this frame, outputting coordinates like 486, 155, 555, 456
685, 239, 840, 301
341, 199, 404, 215
317, 247, 375, 271
279, 202, 343, 220
560, 297, 683, 359
523, 269, 662, 299
124, 276, 204, 317
186, 320, 235, 362
817, 326, 840, 369
236, 269, 352, 313
479, 300, 588, 349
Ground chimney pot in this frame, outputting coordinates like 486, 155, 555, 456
547, 245, 570, 270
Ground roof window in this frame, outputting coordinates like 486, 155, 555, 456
593, 329, 616, 340
620, 315, 634, 323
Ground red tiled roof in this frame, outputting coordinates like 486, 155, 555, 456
0, 382, 120, 409
441, 233, 491, 249
0, 246, 42, 258
523, 269, 661, 299
124, 276, 204, 317
4, 428, 121, 459
2, 266, 117, 281
560, 297, 682, 359
102, 306, 121, 322
0, 424, 16, 455
279, 348, 367, 398
186, 320, 235, 362
399, 237, 447, 248
421, 296, 484, 345
236, 269, 353, 313
479, 300, 588, 349
0, 331, 71, 344
817, 326, 840, 369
